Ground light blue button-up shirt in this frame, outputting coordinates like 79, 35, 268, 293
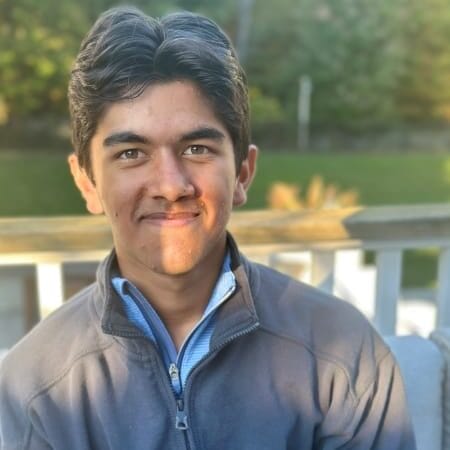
111, 252, 236, 395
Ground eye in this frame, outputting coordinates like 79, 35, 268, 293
184, 145, 209, 156
118, 149, 142, 160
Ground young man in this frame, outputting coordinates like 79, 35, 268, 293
0, 7, 416, 449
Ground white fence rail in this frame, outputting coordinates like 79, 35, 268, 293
1, 204, 450, 337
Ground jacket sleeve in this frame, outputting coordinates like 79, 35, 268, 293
319, 350, 417, 449
0, 360, 52, 450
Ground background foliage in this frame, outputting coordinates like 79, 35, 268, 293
2, 0, 450, 144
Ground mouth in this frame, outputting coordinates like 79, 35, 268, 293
138, 211, 201, 226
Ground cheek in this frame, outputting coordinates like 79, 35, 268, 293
99, 173, 143, 219
203, 175, 237, 222
202, 169, 235, 198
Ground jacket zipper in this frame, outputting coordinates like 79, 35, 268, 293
176, 399, 191, 450
113, 313, 259, 448
208, 322, 260, 355
175, 398, 188, 430
165, 321, 260, 450
172, 321, 260, 434
168, 368, 190, 449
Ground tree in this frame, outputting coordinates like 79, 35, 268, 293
3, 0, 450, 134
394, 0, 450, 122
0, 0, 89, 120
0, 0, 181, 121
247, 0, 409, 131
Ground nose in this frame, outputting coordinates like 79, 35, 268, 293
150, 150, 195, 202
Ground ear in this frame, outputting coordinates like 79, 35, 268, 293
233, 144, 258, 207
68, 153, 104, 215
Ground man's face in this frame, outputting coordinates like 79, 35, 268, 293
70, 81, 256, 277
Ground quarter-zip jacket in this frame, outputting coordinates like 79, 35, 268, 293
0, 238, 416, 449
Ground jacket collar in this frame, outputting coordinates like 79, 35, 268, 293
210, 234, 260, 347
93, 233, 260, 343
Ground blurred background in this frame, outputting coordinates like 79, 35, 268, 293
2, 0, 450, 214
1, 0, 450, 345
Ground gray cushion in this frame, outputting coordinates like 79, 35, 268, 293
431, 328, 450, 450
386, 335, 444, 450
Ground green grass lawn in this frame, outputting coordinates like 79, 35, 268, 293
2, 150, 449, 215
246, 151, 450, 209
1, 150, 449, 287
0, 151, 85, 216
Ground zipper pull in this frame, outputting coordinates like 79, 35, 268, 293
169, 363, 180, 382
175, 399, 189, 430
169, 362, 182, 395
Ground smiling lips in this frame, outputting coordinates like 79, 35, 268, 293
139, 211, 201, 226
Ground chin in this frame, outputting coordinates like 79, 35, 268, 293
149, 248, 202, 275
152, 260, 199, 276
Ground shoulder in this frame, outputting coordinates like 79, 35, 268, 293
245, 258, 376, 335
245, 258, 390, 393
0, 282, 113, 409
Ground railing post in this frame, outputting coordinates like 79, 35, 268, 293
437, 247, 450, 327
311, 250, 335, 294
374, 250, 402, 335
36, 263, 64, 319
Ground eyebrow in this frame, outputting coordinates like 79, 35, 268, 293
179, 127, 226, 142
102, 126, 226, 148
103, 132, 149, 148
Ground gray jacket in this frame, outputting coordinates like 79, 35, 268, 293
0, 241, 416, 449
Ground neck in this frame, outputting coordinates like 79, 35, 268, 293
117, 243, 226, 350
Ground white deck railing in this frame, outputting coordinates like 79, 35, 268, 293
1, 203, 450, 336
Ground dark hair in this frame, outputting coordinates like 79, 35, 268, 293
68, 6, 250, 178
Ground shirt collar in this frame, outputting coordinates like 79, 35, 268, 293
110, 251, 236, 365
111, 250, 236, 337
96, 233, 259, 343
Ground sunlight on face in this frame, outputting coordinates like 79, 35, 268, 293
78, 81, 256, 279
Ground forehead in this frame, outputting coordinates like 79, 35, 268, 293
94, 80, 230, 142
